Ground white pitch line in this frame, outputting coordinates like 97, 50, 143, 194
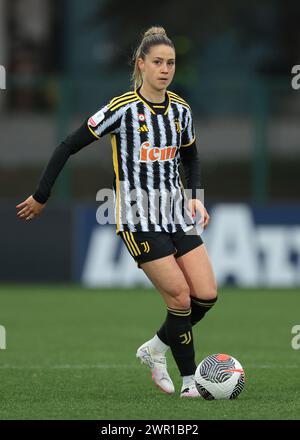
248, 364, 299, 369
0, 364, 298, 370
0, 364, 139, 370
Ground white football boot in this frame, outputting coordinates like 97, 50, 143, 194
180, 377, 200, 398
136, 341, 175, 394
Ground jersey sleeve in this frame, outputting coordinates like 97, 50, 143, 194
181, 108, 196, 147
87, 102, 124, 139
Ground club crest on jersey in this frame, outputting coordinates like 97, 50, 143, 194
88, 110, 105, 127
174, 118, 181, 133
139, 141, 177, 162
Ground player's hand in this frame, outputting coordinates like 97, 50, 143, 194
188, 199, 210, 230
16, 196, 45, 221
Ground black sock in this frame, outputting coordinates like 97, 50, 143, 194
157, 296, 217, 345
190, 296, 217, 326
158, 307, 196, 376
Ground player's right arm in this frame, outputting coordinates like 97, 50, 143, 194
16, 100, 124, 221
16, 120, 96, 220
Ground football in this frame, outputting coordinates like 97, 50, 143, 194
194, 353, 245, 400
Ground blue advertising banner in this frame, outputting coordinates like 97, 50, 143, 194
73, 204, 300, 288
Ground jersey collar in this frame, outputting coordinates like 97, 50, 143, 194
135, 87, 170, 115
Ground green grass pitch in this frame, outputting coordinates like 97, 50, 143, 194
0, 285, 299, 420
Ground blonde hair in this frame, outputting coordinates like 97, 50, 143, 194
132, 26, 175, 90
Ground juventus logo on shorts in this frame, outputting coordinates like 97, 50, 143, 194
141, 241, 150, 253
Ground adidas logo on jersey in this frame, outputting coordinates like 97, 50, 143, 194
139, 141, 177, 162
138, 124, 149, 132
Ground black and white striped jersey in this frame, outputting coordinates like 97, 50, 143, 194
87, 88, 197, 234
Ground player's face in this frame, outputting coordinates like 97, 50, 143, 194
138, 44, 176, 91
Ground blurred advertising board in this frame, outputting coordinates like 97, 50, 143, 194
74, 204, 300, 288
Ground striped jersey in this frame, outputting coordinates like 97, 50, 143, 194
87, 87, 196, 234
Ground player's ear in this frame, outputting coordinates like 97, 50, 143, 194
137, 57, 145, 73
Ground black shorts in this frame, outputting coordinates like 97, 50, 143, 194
118, 226, 203, 268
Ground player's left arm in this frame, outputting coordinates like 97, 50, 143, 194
180, 142, 210, 229
180, 105, 209, 229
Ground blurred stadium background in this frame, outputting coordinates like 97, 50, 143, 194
0, 0, 300, 420
1, 0, 299, 286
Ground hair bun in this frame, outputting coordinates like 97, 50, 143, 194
144, 26, 167, 39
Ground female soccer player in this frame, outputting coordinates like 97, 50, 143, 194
16, 27, 217, 397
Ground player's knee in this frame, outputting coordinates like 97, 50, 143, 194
196, 281, 218, 301
177, 295, 191, 310
168, 283, 191, 310
207, 282, 218, 301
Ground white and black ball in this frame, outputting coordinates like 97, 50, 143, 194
195, 354, 245, 400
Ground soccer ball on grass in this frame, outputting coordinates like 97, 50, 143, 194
194, 353, 245, 400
